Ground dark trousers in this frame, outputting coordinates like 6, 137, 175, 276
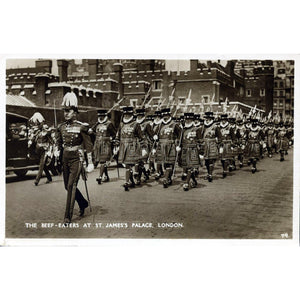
35, 150, 52, 184
62, 153, 88, 221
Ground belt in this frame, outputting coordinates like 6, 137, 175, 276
63, 145, 83, 151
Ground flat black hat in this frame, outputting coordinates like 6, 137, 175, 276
122, 106, 134, 113
97, 109, 108, 116
161, 108, 171, 115
146, 114, 154, 120
220, 114, 228, 119
184, 112, 194, 119
228, 117, 236, 122
155, 110, 162, 116
135, 108, 146, 115
194, 114, 200, 120
204, 111, 214, 118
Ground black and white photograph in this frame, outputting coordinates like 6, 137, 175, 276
4, 58, 295, 240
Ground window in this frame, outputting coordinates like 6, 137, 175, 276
260, 88, 265, 96
279, 100, 283, 107
239, 87, 244, 96
274, 102, 277, 106
152, 80, 162, 90
246, 89, 251, 97
201, 95, 210, 103
274, 81, 278, 88
279, 81, 284, 88
280, 90, 284, 97
178, 97, 186, 103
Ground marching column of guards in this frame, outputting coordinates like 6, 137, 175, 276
28, 96, 293, 221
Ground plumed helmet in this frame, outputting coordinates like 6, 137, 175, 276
62, 91, 78, 112
29, 112, 45, 125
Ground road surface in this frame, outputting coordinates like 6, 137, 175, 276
5, 149, 293, 239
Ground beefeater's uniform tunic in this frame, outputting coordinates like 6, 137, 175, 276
92, 120, 116, 163
181, 126, 202, 168
276, 126, 289, 152
246, 125, 264, 159
203, 123, 220, 160
117, 121, 143, 165
156, 120, 181, 165
219, 123, 235, 160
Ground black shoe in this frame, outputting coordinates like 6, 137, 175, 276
183, 183, 189, 191
247, 161, 251, 166
223, 171, 227, 178
229, 166, 233, 172
129, 181, 136, 188
103, 176, 110, 182
136, 179, 141, 186
155, 173, 162, 180
45, 179, 52, 184
251, 167, 257, 173
63, 218, 71, 225
123, 182, 129, 191
34, 181, 38, 186
146, 169, 151, 176
163, 179, 168, 188
96, 177, 102, 184
181, 173, 187, 180
190, 180, 197, 188
280, 157, 284, 162
239, 162, 243, 168
79, 201, 89, 217
208, 175, 213, 182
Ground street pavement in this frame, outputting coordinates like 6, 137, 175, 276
5, 149, 293, 239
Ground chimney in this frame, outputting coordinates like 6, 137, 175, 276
207, 61, 212, 70
190, 60, 198, 72
225, 60, 236, 77
57, 59, 69, 82
113, 63, 124, 98
35, 74, 49, 106
35, 59, 52, 73
88, 59, 99, 80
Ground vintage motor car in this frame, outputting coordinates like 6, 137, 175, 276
6, 112, 40, 177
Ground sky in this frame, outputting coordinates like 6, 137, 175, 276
6, 59, 226, 74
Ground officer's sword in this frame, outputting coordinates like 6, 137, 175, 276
82, 166, 92, 212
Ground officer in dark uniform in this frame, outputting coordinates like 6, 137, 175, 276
55, 92, 94, 223
91, 109, 116, 184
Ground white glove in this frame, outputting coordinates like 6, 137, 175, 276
199, 155, 204, 160
153, 135, 158, 141
142, 149, 148, 157
28, 140, 32, 146
241, 145, 245, 150
86, 163, 94, 173
152, 148, 156, 155
219, 147, 224, 154
54, 150, 60, 158
263, 142, 266, 149
176, 146, 181, 152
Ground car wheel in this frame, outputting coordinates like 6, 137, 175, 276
14, 170, 28, 177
